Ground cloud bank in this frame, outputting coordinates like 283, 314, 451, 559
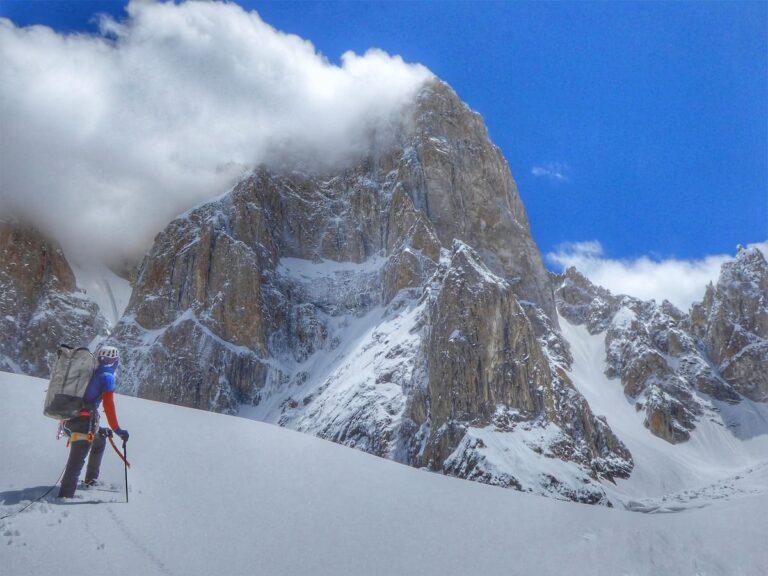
547, 241, 768, 311
0, 0, 432, 264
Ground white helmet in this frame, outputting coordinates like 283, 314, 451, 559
98, 345, 119, 365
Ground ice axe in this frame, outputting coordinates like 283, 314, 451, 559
122, 439, 129, 503
107, 433, 131, 503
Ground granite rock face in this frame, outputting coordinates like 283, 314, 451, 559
408, 243, 632, 503
421, 243, 549, 433
402, 82, 558, 322
0, 221, 107, 376
110, 180, 276, 412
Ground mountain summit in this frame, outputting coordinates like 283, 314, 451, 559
99, 79, 628, 502
2, 79, 765, 506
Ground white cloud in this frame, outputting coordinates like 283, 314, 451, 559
0, 0, 432, 264
531, 162, 570, 182
547, 241, 768, 311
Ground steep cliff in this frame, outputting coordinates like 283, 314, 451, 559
0, 221, 107, 376
408, 243, 631, 503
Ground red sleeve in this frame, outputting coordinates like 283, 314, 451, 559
102, 391, 121, 431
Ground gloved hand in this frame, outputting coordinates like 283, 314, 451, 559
114, 428, 129, 442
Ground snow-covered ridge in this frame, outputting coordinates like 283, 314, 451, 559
445, 420, 606, 502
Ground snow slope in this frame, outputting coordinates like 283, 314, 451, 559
560, 316, 768, 510
2, 371, 767, 576
240, 255, 423, 462
69, 262, 132, 328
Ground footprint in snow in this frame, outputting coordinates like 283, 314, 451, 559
5, 528, 21, 546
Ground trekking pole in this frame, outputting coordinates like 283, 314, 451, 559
123, 439, 129, 504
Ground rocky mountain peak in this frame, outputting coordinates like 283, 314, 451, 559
555, 266, 620, 334
689, 246, 768, 401
406, 240, 632, 503
408, 80, 557, 322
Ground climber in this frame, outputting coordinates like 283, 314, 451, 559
58, 345, 129, 498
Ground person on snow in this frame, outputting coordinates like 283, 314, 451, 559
58, 345, 129, 498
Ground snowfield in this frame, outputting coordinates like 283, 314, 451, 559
2, 371, 767, 576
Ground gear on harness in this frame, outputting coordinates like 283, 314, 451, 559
66, 431, 95, 446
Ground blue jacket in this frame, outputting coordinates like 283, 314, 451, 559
83, 363, 117, 408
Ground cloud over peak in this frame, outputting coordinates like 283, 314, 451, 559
547, 240, 768, 311
0, 0, 432, 263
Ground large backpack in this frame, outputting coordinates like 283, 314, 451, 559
43, 344, 97, 420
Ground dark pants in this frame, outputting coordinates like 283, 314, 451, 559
58, 414, 108, 498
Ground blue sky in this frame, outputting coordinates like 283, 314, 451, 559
1, 0, 766, 267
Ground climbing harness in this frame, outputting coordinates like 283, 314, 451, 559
66, 431, 94, 446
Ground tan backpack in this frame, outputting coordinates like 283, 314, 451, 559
43, 344, 96, 420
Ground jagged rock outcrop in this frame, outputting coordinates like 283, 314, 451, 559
689, 246, 768, 402
603, 304, 702, 443
558, 269, 710, 443
554, 254, 764, 445
554, 267, 621, 334
0, 221, 107, 376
